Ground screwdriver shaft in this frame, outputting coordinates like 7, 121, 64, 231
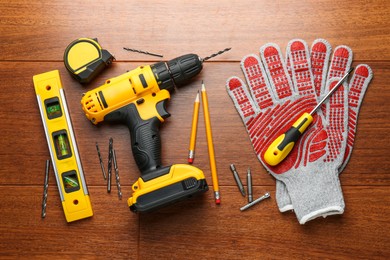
310, 68, 354, 115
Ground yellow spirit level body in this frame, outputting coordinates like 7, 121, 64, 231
33, 70, 93, 222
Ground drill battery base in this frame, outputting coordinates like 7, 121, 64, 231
128, 164, 208, 213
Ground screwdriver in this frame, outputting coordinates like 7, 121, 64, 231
264, 68, 354, 166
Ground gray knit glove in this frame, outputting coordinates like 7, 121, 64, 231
226, 39, 353, 224
276, 40, 373, 213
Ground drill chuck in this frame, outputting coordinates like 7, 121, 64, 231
167, 54, 203, 87
151, 54, 203, 92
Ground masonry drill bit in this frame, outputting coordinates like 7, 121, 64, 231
247, 167, 253, 203
240, 192, 270, 211
123, 47, 163, 58
202, 48, 231, 61
112, 149, 122, 200
41, 159, 50, 219
96, 142, 107, 180
107, 138, 113, 193
230, 164, 246, 196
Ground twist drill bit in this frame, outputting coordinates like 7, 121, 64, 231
202, 48, 231, 61
123, 47, 163, 58
112, 149, 122, 200
247, 168, 253, 203
230, 164, 246, 196
240, 192, 270, 211
107, 138, 113, 193
41, 159, 50, 219
96, 142, 107, 180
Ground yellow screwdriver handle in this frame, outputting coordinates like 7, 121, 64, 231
264, 112, 314, 166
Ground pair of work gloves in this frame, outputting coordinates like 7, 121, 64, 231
226, 39, 373, 224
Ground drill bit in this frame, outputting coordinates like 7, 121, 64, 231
96, 142, 107, 180
112, 149, 122, 200
123, 47, 163, 58
247, 167, 253, 203
41, 159, 50, 219
240, 192, 270, 211
107, 138, 113, 193
230, 164, 246, 196
202, 48, 231, 61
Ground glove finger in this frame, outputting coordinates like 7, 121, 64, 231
319, 45, 353, 124
324, 78, 349, 164
340, 64, 373, 171
327, 45, 353, 85
287, 39, 316, 97
310, 39, 332, 97
226, 76, 258, 125
240, 55, 276, 110
259, 43, 295, 101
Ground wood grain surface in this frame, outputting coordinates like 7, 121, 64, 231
0, 1, 389, 259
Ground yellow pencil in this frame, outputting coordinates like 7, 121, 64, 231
188, 91, 200, 164
201, 81, 220, 204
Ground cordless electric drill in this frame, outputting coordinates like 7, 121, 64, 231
81, 50, 229, 212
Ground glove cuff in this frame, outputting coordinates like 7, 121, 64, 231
283, 167, 345, 224
275, 180, 293, 212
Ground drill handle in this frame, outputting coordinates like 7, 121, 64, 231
104, 103, 165, 175
131, 115, 163, 174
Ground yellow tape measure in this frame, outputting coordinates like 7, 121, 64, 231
33, 70, 93, 222
64, 38, 114, 84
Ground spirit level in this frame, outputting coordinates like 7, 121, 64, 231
33, 70, 93, 222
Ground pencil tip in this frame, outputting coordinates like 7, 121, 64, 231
201, 81, 205, 91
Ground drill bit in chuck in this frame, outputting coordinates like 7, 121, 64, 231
202, 48, 231, 61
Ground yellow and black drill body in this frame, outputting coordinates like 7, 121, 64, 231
81, 54, 209, 212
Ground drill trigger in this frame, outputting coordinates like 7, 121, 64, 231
156, 100, 171, 119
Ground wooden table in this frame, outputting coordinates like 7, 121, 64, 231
1, 1, 389, 259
